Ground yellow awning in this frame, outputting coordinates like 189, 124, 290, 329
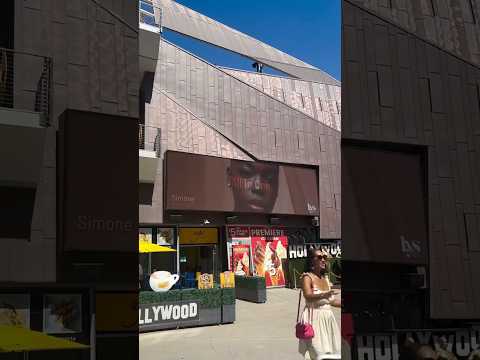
0, 325, 89, 352
139, 240, 176, 253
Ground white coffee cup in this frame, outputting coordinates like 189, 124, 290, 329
149, 271, 179, 292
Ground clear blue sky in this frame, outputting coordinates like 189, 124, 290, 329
164, 0, 341, 80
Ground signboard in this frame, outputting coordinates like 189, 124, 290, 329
353, 327, 480, 360
58, 110, 138, 252
0, 294, 30, 328
198, 273, 214, 289
139, 301, 199, 326
288, 241, 342, 259
220, 271, 235, 288
251, 236, 288, 287
231, 245, 251, 276
165, 151, 319, 215
43, 294, 83, 334
179, 228, 218, 244
343, 145, 427, 264
139, 228, 153, 243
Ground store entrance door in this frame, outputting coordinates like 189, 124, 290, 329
180, 244, 216, 274
179, 244, 216, 288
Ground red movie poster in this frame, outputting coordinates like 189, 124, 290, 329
231, 245, 251, 276
251, 234, 288, 287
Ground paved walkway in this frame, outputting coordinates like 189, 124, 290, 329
140, 287, 341, 360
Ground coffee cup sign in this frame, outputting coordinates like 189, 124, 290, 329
149, 271, 179, 292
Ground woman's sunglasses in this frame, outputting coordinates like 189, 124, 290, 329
314, 255, 328, 260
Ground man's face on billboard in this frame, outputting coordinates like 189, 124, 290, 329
228, 161, 279, 213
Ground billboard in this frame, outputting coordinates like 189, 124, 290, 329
342, 145, 427, 264
58, 110, 138, 252
165, 151, 319, 216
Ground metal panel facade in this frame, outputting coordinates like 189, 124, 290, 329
343, 0, 480, 319
143, 39, 341, 239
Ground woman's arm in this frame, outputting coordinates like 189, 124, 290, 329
301, 275, 335, 301
330, 296, 341, 307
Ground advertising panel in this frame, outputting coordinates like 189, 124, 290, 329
343, 145, 427, 264
226, 226, 289, 287
179, 228, 218, 244
231, 245, 251, 276
43, 294, 83, 334
58, 110, 138, 252
198, 274, 214, 289
165, 151, 319, 216
0, 294, 30, 328
251, 235, 288, 287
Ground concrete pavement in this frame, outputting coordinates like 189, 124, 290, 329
140, 287, 341, 360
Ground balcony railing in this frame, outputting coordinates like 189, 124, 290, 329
0, 47, 52, 127
139, 124, 161, 156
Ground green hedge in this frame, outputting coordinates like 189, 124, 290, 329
221, 288, 235, 305
234, 275, 266, 290
139, 290, 182, 304
139, 288, 235, 309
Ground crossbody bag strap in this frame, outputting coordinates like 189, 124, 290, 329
296, 290, 302, 323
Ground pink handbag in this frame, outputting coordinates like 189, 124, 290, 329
295, 291, 315, 340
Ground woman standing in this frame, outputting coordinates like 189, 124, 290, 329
298, 248, 341, 359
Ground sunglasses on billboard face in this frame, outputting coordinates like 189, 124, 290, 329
314, 255, 328, 260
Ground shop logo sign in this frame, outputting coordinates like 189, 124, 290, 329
288, 242, 341, 259
355, 327, 480, 360
400, 235, 421, 258
139, 301, 199, 325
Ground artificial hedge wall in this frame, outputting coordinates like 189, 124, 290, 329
139, 288, 235, 309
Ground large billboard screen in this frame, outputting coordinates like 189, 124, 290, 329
165, 151, 319, 216
58, 110, 138, 252
342, 144, 428, 264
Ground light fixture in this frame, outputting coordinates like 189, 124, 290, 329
226, 215, 238, 223
203, 219, 210, 225
269, 217, 280, 225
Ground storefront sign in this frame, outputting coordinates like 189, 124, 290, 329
228, 226, 250, 238
220, 271, 235, 288
288, 242, 342, 259
179, 228, 218, 244
139, 301, 199, 325
165, 151, 319, 215
354, 327, 480, 360
198, 274, 214, 289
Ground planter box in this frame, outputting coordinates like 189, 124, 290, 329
221, 288, 236, 324
234, 276, 266, 303
139, 288, 236, 332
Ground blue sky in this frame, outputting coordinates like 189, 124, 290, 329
164, 0, 341, 80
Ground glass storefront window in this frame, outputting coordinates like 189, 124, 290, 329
139, 227, 177, 291
156, 228, 174, 246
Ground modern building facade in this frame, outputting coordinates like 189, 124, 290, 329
343, 0, 480, 357
0, 1, 139, 358
138, 0, 341, 288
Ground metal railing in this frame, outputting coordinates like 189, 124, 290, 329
139, 124, 161, 156
0, 47, 52, 126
